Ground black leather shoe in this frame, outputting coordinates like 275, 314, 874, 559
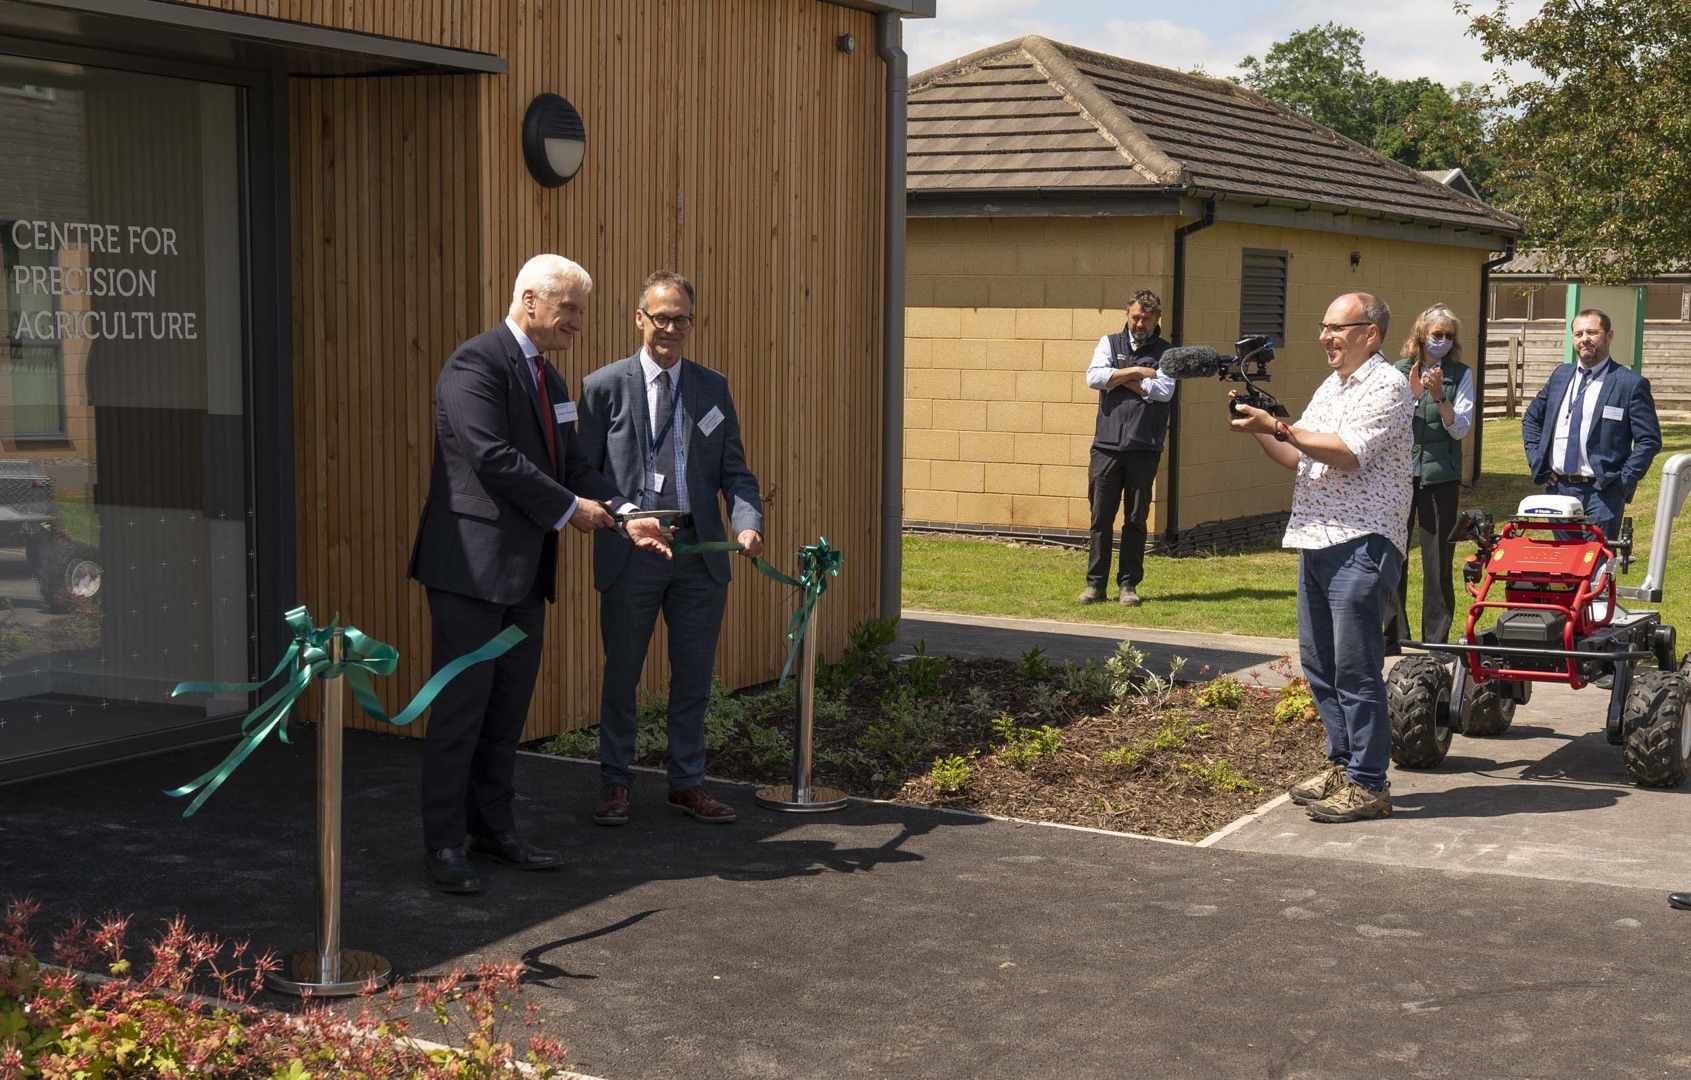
1669, 892, 1691, 910
425, 846, 483, 894
467, 832, 562, 870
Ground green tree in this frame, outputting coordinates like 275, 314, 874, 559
1465, 0, 1691, 282
1238, 23, 1499, 195
1237, 23, 1377, 146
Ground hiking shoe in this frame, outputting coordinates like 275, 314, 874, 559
1307, 780, 1391, 823
1288, 764, 1346, 806
1119, 588, 1141, 607
1076, 585, 1105, 605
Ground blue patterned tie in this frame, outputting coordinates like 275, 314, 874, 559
1560, 367, 1594, 477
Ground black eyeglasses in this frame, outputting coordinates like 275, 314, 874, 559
1318, 321, 1372, 335
640, 309, 694, 332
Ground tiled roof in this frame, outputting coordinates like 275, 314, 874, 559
908, 36, 1523, 236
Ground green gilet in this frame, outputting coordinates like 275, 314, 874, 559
1394, 356, 1467, 486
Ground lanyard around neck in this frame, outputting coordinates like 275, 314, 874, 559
645, 364, 684, 465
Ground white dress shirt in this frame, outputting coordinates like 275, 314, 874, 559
1282, 352, 1414, 557
640, 348, 691, 513
504, 316, 577, 529
1550, 358, 1612, 478
1085, 335, 1175, 401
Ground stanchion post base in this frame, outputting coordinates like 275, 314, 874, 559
754, 783, 849, 813
264, 948, 393, 997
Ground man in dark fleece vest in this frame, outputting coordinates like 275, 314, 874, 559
1078, 289, 1174, 607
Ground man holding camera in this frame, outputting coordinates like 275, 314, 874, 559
1079, 289, 1174, 608
1230, 292, 1412, 823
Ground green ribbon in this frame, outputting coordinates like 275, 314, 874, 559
673, 536, 842, 686
166, 605, 525, 818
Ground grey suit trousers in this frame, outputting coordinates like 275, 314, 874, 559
598, 531, 728, 789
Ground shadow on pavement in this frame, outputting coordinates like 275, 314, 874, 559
1391, 782, 1626, 819
0, 729, 981, 987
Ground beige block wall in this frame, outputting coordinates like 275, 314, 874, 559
905, 214, 1490, 538
905, 216, 1173, 533
1174, 222, 1486, 531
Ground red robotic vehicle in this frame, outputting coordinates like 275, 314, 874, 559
1389, 453, 1691, 788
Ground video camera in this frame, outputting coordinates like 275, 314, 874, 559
1157, 334, 1287, 418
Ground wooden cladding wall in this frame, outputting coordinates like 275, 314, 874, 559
288, 0, 887, 740
174, 0, 495, 53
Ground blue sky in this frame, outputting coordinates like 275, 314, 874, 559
906, 1, 1543, 88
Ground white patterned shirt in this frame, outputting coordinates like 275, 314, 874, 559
1282, 352, 1413, 557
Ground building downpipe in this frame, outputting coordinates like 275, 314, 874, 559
1164, 197, 1216, 547
877, 12, 908, 622
1474, 240, 1516, 483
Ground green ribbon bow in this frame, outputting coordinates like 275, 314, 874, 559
671, 535, 842, 686
166, 605, 525, 818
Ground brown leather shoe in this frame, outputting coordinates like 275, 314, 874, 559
668, 787, 737, 823
593, 784, 631, 826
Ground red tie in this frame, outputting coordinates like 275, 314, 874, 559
530, 356, 558, 473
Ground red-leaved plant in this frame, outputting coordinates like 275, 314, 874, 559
0, 897, 570, 1078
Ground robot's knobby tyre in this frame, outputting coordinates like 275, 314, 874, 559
1463, 680, 1516, 737
1623, 670, 1691, 789
36, 541, 102, 613
1390, 655, 1452, 768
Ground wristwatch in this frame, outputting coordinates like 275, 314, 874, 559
1272, 420, 1290, 442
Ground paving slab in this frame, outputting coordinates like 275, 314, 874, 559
1215, 679, 1691, 891
6, 735, 1691, 1079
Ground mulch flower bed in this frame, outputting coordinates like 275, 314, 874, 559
541, 624, 1331, 843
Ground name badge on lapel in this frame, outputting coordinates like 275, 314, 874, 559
698, 405, 725, 436
1602, 405, 1624, 422
554, 401, 577, 424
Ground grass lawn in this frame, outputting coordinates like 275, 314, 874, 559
903, 419, 1691, 643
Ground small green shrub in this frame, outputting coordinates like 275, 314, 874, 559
817, 616, 898, 693
1104, 641, 1146, 705
993, 712, 1063, 768
928, 754, 973, 794
897, 640, 948, 699
1273, 678, 1317, 726
1181, 758, 1260, 793
961, 684, 997, 719
1057, 659, 1113, 710
1098, 746, 1142, 768
1195, 675, 1245, 710
1016, 645, 1055, 683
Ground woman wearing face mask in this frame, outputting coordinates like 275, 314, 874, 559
1384, 304, 1474, 652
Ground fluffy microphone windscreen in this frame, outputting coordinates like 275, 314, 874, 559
1157, 346, 1223, 378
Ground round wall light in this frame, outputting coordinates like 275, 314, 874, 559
522, 93, 586, 187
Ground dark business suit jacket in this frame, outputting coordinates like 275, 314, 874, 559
409, 322, 620, 605
1521, 359, 1662, 502
577, 352, 763, 590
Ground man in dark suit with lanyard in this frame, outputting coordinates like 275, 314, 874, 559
409, 254, 668, 894
577, 270, 764, 827
1521, 307, 1661, 540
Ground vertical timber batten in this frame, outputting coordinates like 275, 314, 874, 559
279, 1, 886, 740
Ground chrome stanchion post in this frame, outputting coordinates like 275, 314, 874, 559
757, 604, 847, 813
266, 630, 394, 997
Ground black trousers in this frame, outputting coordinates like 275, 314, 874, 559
420, 577, 547, 851
1086, 447, 1161, 590
1384, 478, 1461, 647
